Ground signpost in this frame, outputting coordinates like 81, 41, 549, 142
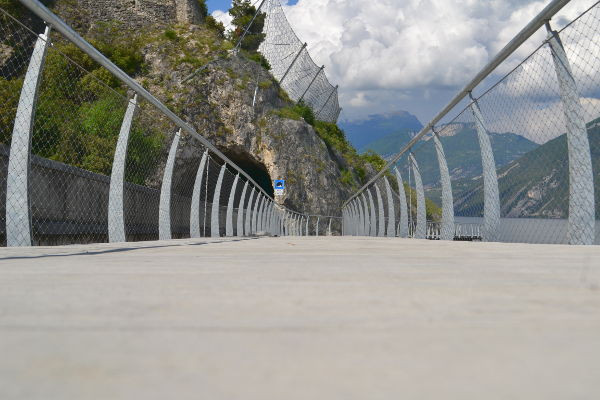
274, 179, 285, 196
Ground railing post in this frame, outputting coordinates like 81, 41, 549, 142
354, 201, 361, 236
6, 26, 51, 247
190, 150, 208, 238
383, 177, 396, 238
356, 200, 363, 235
159, 129, 181, 241
279, 43, 307, 85
316, 217, 320, 237
374, 183, 386, 237
210, 164, 227, 238
236, 181, 249, 236
360, 194, 369, 237
226, 174, 240, 237
299, 65, 324, 102
252, 194, 262, 234
327, 217, 332, 236
245, 189, 256, 236
393, 167, 409, 238
432, 131, 455, 240
254, 194, 265, 233
367, 189, 377, 237
305, 215, 310, 236
546, 23, 596, 245
410, 154, 426, 239
469, 93, 500, 242
108, 94, 138, 243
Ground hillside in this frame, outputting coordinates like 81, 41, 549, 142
409, 123, 537, 186
454, 118, 600, 218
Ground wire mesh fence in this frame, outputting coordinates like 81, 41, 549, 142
0, 3, 325, 247
342, 0, 600, 245
259, 0, 341, 123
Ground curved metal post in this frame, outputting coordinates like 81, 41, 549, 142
245, 189, 256, 236
305, 216, 310, 236
327, 218, 332, 236
410, 154, 426, 239
256, 196, 264, 232
356, 197, 365, 236
348, 201, 358, 236
252, 194, 262, 234
6, 26, 51, 247
226, 174, 240, 237
359, 194, 369, 236
107, 95, 138, 243
547, 26, 595, 245
383, 177, 396, 238
367, 189, 377, 237
159, 129, 181, 241
236, 181, 249, 237
263, 201, 271, 234
210, 164, 227, 238
190, 150, 209, 238
316, 217, 320, 237
433, 133, 455, 240
374, 183, 386, 237
354, 201, 362, 236
394, 167, 409, 238
469, 95, 500, 242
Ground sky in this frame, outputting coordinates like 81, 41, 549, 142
208, 0, 600, 133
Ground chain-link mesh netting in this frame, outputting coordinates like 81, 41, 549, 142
0, 6, 296, 247
342, 1, 600, 245
259, 0, 340, 123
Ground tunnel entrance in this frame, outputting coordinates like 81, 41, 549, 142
221, 149, 274, 197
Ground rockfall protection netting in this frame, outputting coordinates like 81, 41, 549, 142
258, 0, 341, 123
342, 0, 600, 245
0, 6, 303, 247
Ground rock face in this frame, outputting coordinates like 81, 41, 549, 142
145, 49, 352, 218
54, 0, 203, 32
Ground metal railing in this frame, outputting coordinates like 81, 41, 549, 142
0, 0, 317, 246
342, 0, 600, 245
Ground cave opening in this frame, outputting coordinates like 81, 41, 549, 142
221, 149, 274, 197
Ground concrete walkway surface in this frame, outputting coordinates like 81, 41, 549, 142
0, 237, 599, 399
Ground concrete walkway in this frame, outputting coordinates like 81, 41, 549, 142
1, 237, 599, 399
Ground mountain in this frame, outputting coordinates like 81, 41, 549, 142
398, 122, 539, 187
454, 118, 600, 218
360, 129, 416, 156
339, 111, 423, 151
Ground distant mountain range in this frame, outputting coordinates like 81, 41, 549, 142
401, 122, 539, 187
454, 118, 600, 218
339, 111, 423, 151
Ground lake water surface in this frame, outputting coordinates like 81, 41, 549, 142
455, 217, 600, 245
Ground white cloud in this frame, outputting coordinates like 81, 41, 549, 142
278, 0, 600, 121
212, 9, 233, 31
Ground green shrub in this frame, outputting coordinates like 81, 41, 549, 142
205, 15, 225, 36
246, 51, 271, 70
164, 29, 178, 41
258, 80, 273, 90
196, 0, 208, 18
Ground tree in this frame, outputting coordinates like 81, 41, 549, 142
229, 0, 266, 51
196, 0, 208, 19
